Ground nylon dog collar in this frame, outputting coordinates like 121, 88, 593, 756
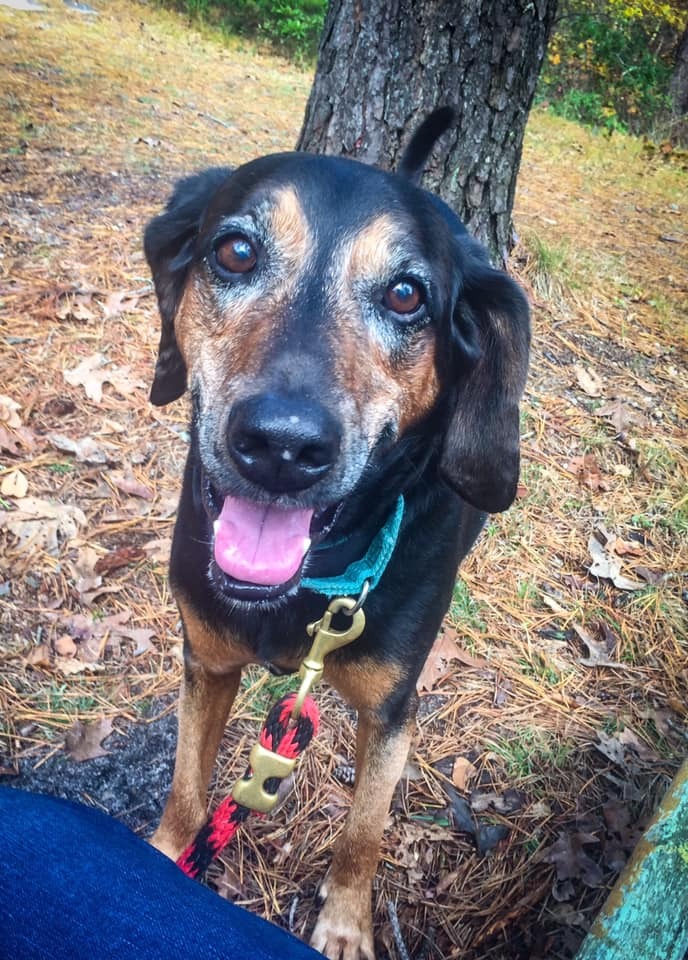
302, 495, 405, 599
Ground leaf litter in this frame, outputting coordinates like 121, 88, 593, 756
0, 2, 686, 958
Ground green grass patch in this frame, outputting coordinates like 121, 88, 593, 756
450, 579, 487, 633
488, 728, 574, 781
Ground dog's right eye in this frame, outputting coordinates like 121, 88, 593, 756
213, 235, 257, 275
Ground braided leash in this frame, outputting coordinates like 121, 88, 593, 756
176, 692, 320, 879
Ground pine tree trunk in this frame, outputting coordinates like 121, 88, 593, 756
297, 0, 558, 266
670, 24, 688, 146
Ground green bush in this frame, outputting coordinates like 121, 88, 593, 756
167, 0, 327, 60
539, 0, 681, 138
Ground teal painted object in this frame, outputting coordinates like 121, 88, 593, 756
575, 760, 688, 960
302, 495, 404, 597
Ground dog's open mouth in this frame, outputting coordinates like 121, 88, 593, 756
204, 476, 339, 599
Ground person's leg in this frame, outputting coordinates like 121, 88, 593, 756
0, 788, 320, 960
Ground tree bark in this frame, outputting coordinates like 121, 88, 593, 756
669, 23, 688, 146
297, 0, 558, 266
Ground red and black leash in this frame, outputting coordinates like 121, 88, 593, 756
176, 692, 320, 879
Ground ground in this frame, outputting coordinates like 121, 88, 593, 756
0, 2, 686, 958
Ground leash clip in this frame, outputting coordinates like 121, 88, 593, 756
292, 596, 366, 719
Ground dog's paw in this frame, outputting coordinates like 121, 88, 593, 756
310, 885, 375, 960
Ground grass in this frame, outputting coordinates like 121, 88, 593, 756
0, 3, 686, 958
488, 729, 575, 780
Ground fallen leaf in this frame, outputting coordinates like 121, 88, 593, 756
612, 537, 644, 557
571, 620, 622, 667
63, 353, 145, 403
596, 397, 648, 434
1, 469, 29, 498
102, 290, 140, 319
452, 756, 478, 791
0, 423, 36, 455
573, 364, 604, 397
417, 629, 488, 692
25, 643, 52, 669
94, 546, 146, 575
0, 497, 86, 555
108, 471, 153, 500
53, 634, 77, 657
617, 727, 659, 761
142, 536, 171, 563
64, 717, 114, 761
633, 565, 664, 585
47, 432, 116, 464
539, 830, 603, 900
588, 533, 645, 591
594, 731, 627, 767
0, 395, 23, 428
567, 454, 609, 492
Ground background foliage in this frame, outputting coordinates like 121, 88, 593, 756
166, 0, 326, 59
165, 0, 686, 141
539, 0, 686, 139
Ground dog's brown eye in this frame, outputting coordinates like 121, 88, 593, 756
215, 235, 257, 274
384, 279, 423, 315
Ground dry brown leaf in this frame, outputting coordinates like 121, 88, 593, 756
567, 454, 609, 491
451, 756, 478, 791
25, 643, 52, 669
102, 290, 140, 319
109, 470, 154, 500
596, 397, 648, 434
417, 630, 488, 692
94, 546, 146, 575
47, 432, 117, 464
142, 536, 172, 563
0, 497, 86, 555
0, 423, 36, 455
587, 533, 645, 591
53, 634, 77, 657
1, 469, 29, 498
612, 537, 644, 558
573, 364, 604, 397
64, 717, 114, 761
571, 620, 622, 668
63, 353, 145, 403
0, 395, 23, 428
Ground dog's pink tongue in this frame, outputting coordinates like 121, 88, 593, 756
213, 496, 313, 586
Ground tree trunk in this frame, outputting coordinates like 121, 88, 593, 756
669, 23, 688, 146
297, 0, 558, 266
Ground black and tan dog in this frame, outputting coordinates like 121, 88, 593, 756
144, 109, 530, 959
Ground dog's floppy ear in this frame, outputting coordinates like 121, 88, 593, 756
440, 239, 530, 513
144, 167, 231, 405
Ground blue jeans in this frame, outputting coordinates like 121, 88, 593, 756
0, 788, 321, 959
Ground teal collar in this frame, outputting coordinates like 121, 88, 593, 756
302, 496, 405, 599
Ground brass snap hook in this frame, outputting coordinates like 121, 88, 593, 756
291, 596, 366, 718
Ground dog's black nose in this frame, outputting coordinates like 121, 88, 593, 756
226, 395, 341, 493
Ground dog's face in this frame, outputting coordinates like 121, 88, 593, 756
145, 153, 529, 600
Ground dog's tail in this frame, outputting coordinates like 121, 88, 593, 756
398, 106, 455, 185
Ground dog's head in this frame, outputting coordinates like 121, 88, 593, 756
145, 112, 530, 600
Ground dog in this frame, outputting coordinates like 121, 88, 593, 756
144, 107, 530, 960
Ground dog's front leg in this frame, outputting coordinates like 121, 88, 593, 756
153, 606, 243, 859
310, 704, 413, 960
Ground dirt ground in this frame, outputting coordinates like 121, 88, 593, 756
1, 2, 687, 958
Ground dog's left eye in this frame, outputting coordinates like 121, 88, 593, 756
214, 235, 257, 275
383, 278, 424, 317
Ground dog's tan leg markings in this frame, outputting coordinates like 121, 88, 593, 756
310, 698, 413, 960
152, 603, 245, 859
